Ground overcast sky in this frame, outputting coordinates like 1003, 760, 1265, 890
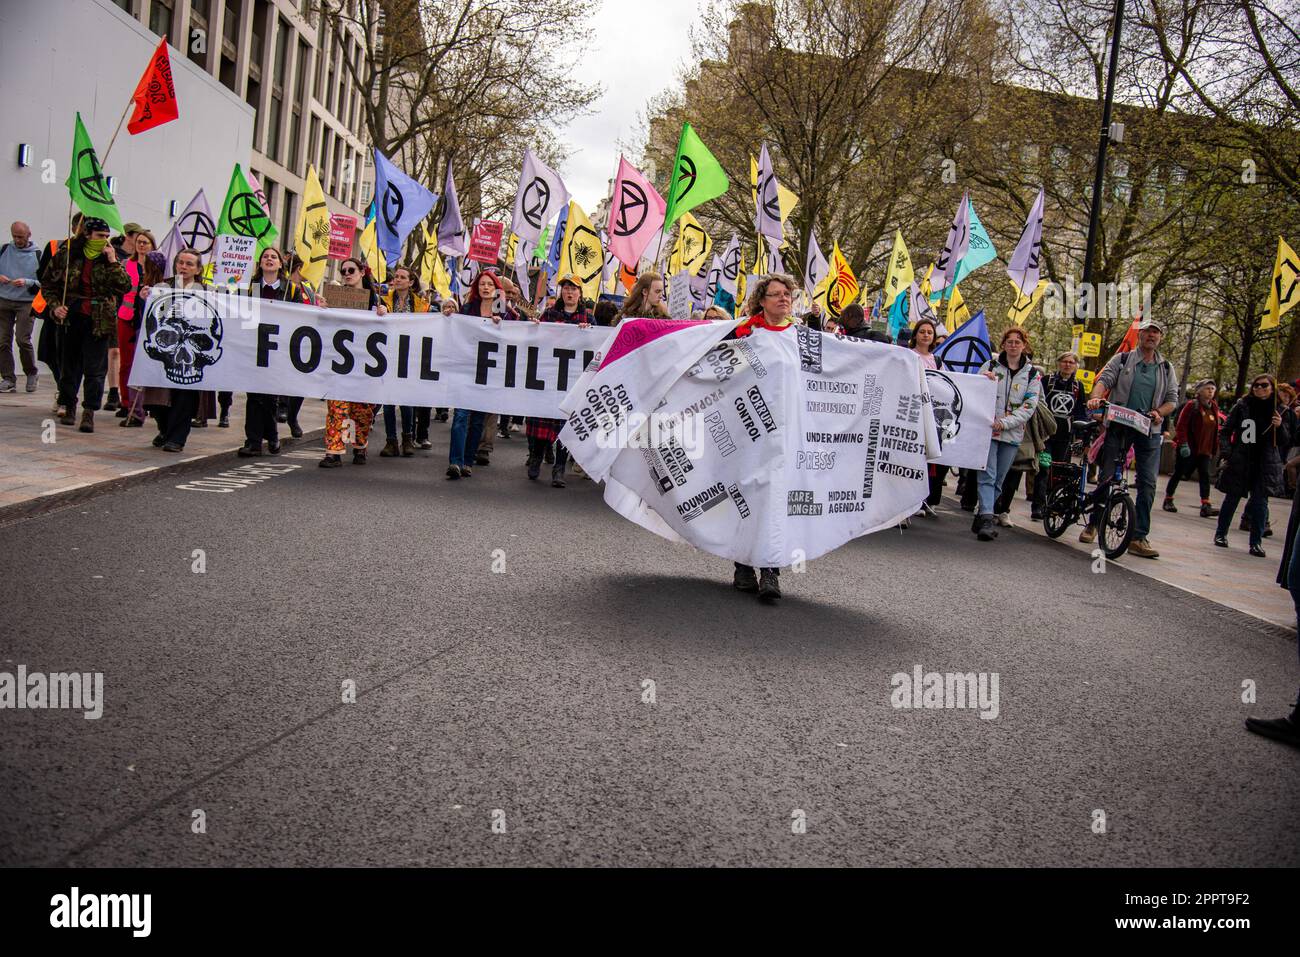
558, 0, 703, 212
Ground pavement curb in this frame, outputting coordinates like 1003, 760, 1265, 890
0, 428, 326, 527
990, 502, 1299, 643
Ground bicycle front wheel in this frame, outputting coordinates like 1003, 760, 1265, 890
1043, 487, 1075, 539
1098, 492, 1136, 560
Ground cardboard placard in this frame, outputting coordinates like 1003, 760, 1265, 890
329, 214, 358, 259
319, 282, 374, 311
211, 234, 258, 288
468, 219, 505, 265
668, 269, 693, 321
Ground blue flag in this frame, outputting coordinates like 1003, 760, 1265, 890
373, 149, 438, 267
545, 204, 568, 277
886, 289, 909, 341
933, 309, 991, 375
932, 204, 998, 303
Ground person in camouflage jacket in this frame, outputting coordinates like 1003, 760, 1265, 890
37, 217, 131, 431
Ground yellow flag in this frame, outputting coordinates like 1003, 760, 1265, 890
947, 284, 971, 329
814, 242, 859, 319
359, 219, 386, 283
431, 254, 452, 300
1263, 236, 1299, 329
670, 212, 712, 275
1007, 278, 1050, 324
505, 232, 519, 266
920, 263, 933, 303
418, 226, 452, 299
883, 230, 914, 308
559, 201, 603, 300
293, 164, 331, 286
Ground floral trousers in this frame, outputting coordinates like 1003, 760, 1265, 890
325, 400, 376, 453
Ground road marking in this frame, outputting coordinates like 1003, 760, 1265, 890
176, 462, 302, 493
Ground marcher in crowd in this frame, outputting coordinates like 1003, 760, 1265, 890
104, 223, 139, 412
1163, 379, 1221, 518
144, 248, 210, 452
974, 327, 1041, 541
1213, 374, 1289, 556
527, 274, 589, 486
240, 247, 310, 457
319, 256, 382, 467
1081, 318, 1179, 559
619, 273, 669, 321
730, 274, 800, 603
38, 216, 131, 433
379, 265, 429, 458
1031, 351, 1090, 520
0, 221, 42, 394
448, 271, 515, 479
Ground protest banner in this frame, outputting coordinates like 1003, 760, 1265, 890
329, 214, 358, 259
468, 219, 505, 265
559, 320, 944, 567
128, 289, 614, 418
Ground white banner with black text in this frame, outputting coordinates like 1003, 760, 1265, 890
128, 288, 615, 417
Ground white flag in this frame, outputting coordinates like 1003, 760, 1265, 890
159, 189, 216, 278
437, 165, 469, 256
931, 191, 971, 295
804, 230, 828, 297
1006, 187, 1045, 299
509, 149, 570, 245
718, 234, 741, 297
753, 143, 784, 245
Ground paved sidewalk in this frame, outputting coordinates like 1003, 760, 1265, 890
973, 471, 1298, 632
0, 376, 325, 511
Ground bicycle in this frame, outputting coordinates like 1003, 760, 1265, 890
1041, 402, 1138, 560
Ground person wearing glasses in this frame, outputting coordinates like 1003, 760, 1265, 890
1213, 374, 1289, 556
729, 274, 799, 604
1081, 318, 1180, 559
319, 257, 386, 467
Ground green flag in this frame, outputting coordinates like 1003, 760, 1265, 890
662, 122, 729, 228
531, 225, 552, 261
64, 113, 123, 232
217, 164, 279, 254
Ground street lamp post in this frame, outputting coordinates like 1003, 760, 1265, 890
1080, 0, 1126, 330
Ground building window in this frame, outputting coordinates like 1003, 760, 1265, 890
188, 1, 209, 71
308, 116, 321, 171
281, 189, 297, 250
266, 98, 282, 162
149, 0, 175, 40
111, 0, 130, 11
246, 78, 262, 149
290, 40, 308, 170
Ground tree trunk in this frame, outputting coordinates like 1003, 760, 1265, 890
1277, 315, 1300, 384
1235, 305, 1256, 396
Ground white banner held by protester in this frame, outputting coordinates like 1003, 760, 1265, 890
129, 289, 614, 417
925, 368, 996, 469
559, 320, 942, 567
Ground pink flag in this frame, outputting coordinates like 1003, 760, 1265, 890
608, 156, 666, 268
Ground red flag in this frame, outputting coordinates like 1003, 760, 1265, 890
127, 39, 179, 135
1117, 316, 1140, 352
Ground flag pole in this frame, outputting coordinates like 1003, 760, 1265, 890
100, 94, 136, 167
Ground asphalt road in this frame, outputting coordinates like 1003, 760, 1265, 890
1, 423, 1296, 867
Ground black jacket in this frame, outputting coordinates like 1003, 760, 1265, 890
1215, 398, 1290, 498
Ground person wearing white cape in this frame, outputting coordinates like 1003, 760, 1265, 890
728, 273, 800, 603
